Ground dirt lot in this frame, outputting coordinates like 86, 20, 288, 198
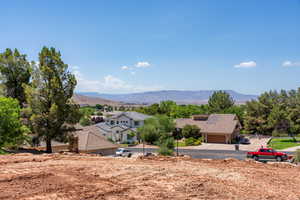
0, 153, 299, 200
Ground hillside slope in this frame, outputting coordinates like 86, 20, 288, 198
72, 94, 121, 106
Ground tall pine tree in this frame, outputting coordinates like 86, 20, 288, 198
25, 47, 81, 153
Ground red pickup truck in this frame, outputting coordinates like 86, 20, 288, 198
247, 148, 290, 162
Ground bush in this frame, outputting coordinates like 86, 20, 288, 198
184, 137, 202, 146
158, 137, 175, 156
158, 145, 173, 156
182, 125, 201, 139
295, 149, 300, 163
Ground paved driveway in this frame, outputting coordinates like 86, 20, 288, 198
283, 146, 300, 151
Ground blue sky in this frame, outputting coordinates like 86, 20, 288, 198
1, 0, 300, 95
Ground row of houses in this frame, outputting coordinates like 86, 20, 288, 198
37, 111, 241, 155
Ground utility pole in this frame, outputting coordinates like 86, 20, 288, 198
143, 139, 145, 156
177, 138, 179, 156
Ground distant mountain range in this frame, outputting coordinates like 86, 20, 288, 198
77, 90, 258, 105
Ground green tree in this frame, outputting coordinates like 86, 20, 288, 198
138, 124, 160, 144
95, 104, 103, 110
0, 48, 32, 106
138, 116, 175, 144
182, 124, 201, 139
0, 97, 29, 149
208, 91, 234, 113
158, 137, 175, 156
268, 105, 290, 136
25, 47, 81, 153
156, 115, 176, 133
159, 100, 176, 116
286, 89, 300, 139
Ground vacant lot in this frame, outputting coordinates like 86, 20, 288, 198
0, 153, 299, 200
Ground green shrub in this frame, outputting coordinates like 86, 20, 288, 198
182, 125, 201, 139
184, 137, 202, 146
158, 145, 173, 156
194, 138, 202, 145
158, 137, 174, 156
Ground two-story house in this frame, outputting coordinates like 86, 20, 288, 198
96, 112, 151, 143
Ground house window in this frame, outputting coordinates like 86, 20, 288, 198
116, 130, 119, 133
117, 121, 119, 124
110, 121, 115, 125
134, 121, 139, 126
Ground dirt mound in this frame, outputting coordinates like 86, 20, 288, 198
0, 154, 299, 200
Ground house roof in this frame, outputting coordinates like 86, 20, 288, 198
176, 114, 239, 135
74, 125, 118, 151
110, 111, 151, 121
96, 122, 112, 132
96, 122, 136, 132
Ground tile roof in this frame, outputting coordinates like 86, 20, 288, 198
74, 125, 118, 151
95, 122, 136, 132
176, 114, 239, 135
96, 122, 112, 132
111, 111, 151, 121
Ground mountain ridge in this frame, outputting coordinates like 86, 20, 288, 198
77, 90, 258, 104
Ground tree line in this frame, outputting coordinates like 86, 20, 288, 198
135, 91, 245, 123
244, 89, 300, 138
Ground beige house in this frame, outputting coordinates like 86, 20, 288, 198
37, 125, 118, 155
74, 125, 118, 155
176, 114, 241, 144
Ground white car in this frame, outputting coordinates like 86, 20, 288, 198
116, 148, 132, 157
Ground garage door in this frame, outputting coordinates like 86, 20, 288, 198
207, 135, 226, 143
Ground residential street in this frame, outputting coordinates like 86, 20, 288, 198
127, 148, 294, 160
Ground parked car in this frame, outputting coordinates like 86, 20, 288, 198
247, 148, 291, 162
240, 137, 250, 145
116, 148, 132, 157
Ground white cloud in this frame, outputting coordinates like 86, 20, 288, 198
234, 61, 257, 68
121, 65, 130, 70
130, 71, 136, 75
72, 66, 162, 93
136, 61, 150, 68
282, 61, 300, 67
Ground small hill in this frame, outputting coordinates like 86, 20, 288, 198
72, 94, 121, 106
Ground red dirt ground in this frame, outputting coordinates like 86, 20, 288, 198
0, 153, 299, 200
